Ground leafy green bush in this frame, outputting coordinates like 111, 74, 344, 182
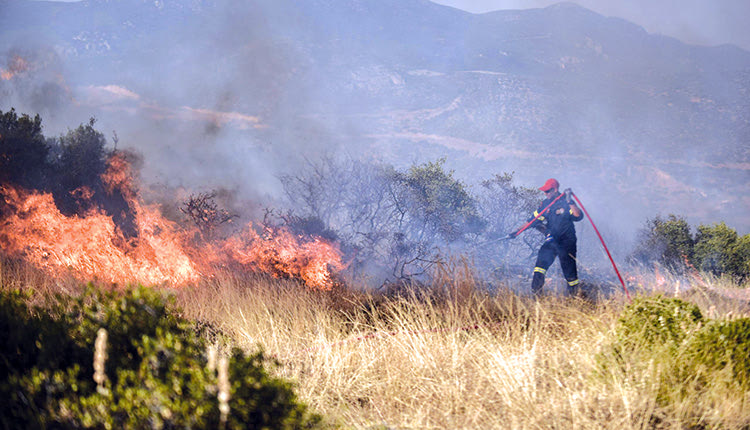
694, 222, 750, 281
596, 295, 704, 400
629, 214, 694, 270
682, 318, 750, 390
0, 285, 321, 429
630, 215, 750, 281
613, 295, 703, 350
600, 294, 750, 420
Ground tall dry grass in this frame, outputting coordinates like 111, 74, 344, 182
173, 263, 750, 429
4, 254, 748, 429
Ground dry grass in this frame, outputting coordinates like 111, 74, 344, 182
172, 265, 750, 429
4, 256, 749, 429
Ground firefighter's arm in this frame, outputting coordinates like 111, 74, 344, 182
529, 208, 547, 233
569, 203, 582, 218
564, 188, 583, 220
508, 207, 547, 238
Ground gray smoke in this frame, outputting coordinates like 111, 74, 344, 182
1, 0, 748, 290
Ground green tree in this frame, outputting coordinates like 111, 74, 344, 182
54, 117, 109, 193
693, 222, 750, 280
629, 214, 694, 270
0, 108, 49, 188
392, 158, 483, 243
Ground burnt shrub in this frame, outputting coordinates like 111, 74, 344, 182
0, 285, 321, 429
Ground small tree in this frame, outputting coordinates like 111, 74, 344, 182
54, 117, 109, 193
629, 214, 694, 270
0, 108, 49, 189
694, 222, 750, 280
392, 158, 484, 244
45, 118, 111, 217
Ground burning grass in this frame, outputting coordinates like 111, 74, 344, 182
0, 153, 345, 290
1, 151, 749, 427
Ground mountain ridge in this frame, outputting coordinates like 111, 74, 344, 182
1, 0, 748, 233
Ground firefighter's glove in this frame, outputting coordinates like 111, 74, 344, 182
564, 188, 573, 203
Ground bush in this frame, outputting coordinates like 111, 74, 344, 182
0, 285, 321, 429
54, 118, 109, 195
693, 222, 750, 281
630, 215, 750, 281
629, 214, 693, 270
613, 295, 703, 350
0, 108, 50, 189
392, 158, 484, 243
682, 318, 750, 390
598, 295, 704, 403
600, 295, 750, 416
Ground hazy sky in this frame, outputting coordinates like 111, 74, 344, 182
431, 0, 750, 51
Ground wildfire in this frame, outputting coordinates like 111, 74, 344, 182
1, 55, 30, 80
222, 225, 345, 289
0, 183, 200, 285
0, 155, 344, 289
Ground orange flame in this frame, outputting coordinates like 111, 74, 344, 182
0, 155, 344, 289
1, 55, 30, 80
222, 225, 345, 290
0, 184, 198, 285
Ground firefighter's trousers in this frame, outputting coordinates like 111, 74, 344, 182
531, 236, 579, 295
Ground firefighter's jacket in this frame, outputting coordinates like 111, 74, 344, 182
529, 192, 584, 242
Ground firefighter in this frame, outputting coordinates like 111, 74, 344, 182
511, 178, 584, 296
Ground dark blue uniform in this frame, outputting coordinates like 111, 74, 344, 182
529, 191, 584, 295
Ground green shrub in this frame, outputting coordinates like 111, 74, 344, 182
693, 222, 750, 281
614, 295, 703, 350
629, 214, 694, 270
600, 295, 750, 420
630, 216, 750, 281
597, 295, 704, 397
0, 288, 88, 383
682, 318, 750, 390
0, 285, 321, 429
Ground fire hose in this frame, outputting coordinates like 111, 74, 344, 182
511, 191, 631, 301
571, 193, 631, 301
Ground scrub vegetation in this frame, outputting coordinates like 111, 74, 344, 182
2, 258, 749, 429
2, 110, 750, 428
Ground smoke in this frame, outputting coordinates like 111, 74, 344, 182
0, 48, 72, 120
1, 0, 748, 292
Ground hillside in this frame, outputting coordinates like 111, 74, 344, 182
1, 0, 749, 233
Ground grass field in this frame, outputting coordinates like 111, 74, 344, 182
3, 257, 750, 429
172, 264, 750, 429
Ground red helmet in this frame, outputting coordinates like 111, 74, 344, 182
539, 178, 559, 192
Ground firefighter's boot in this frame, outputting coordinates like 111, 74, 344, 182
531, 271, 545, 296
